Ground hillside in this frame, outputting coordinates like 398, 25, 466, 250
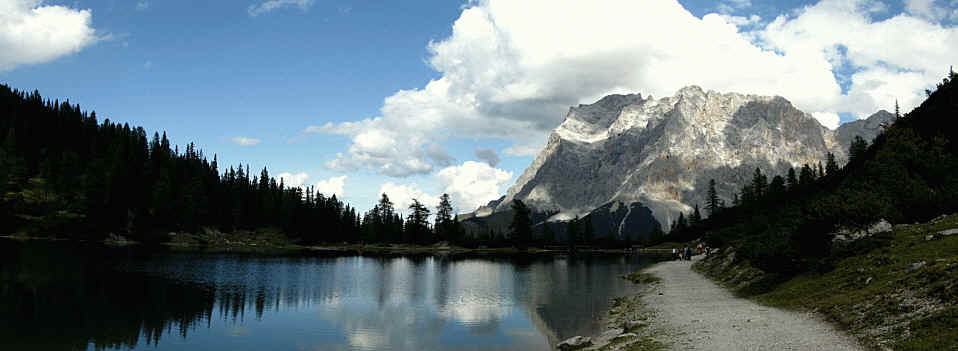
695, 214, 958, 349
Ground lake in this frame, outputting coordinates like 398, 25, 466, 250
0, 240, 661, 350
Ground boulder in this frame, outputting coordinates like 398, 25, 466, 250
908, 261, 927, 273
622, 320, 645, 330
939, 229, 958, 236
868, 219, 892, 234
556, 336, 592, 350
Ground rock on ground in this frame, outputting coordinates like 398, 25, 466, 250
557, 335, 593, 350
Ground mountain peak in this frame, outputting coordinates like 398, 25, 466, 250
491, 87, 890, 240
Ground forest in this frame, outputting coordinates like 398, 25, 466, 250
666, 69, 958, 274
0, 85, 473, 246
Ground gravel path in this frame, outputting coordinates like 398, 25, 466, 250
642, 255, 864, 351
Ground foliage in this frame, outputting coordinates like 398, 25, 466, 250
509, 199, 532, 249
666, 70, 958, 275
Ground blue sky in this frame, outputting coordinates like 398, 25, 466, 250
1, 0, 956, 214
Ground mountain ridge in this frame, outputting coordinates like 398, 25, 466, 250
477, 86, 894, 239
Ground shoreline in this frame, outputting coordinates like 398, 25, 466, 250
0, 234, 672, 257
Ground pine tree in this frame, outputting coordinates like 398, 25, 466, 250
434, 193, 453, 242
509, 199, 532, 249
706, 179, 719, 217
583, 215, 594, 245
848, 136, 868, 165
825, 152, 840, 176
751, 168, 767, 199
541, 223, 555, 245
408, 199, 431, 244
691, 204, 702, 225
786, 167, 798, 190
566, 216, 579, 250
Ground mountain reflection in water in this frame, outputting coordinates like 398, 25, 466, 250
0, 240, 660, 351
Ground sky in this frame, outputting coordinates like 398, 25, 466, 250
2, 0, 956, 215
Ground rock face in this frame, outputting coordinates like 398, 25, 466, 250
489, 86, 893, 238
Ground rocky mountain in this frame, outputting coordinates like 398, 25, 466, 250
479, 86, 894, 240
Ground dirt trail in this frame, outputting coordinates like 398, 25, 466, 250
642, 256, 863, 351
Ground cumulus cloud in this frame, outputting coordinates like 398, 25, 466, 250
377, 161, 512, 215
811, 112, 840, 130
277, 172, 309, 188
474, 147, 500, 167
379, 182, 439, 213
247, 0, 313, 17
136, 1, 149, 11
310, 0, 956, 176
436, 161, 513, 213
231, 136, 261, 146
756, 0, 958, 119
0, 0, 101, 72
316, 175, 347, 198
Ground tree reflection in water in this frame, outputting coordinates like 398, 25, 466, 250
0, 240, 659, 351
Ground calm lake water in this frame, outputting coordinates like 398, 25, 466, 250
0, 239, 660, 351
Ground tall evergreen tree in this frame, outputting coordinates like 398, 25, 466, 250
434, 193, 453, 241
407, 199, 431, 244
509, 199, 532, 249
848, 136, 868, 165
706, 179, 720, 217
786, 167, 798, 190
566, 216, 580, 250
825, 152, 840, 176
690, 204, 702, 225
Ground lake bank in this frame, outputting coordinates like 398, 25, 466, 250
694, 214, 958, 350
1, 228, 673, 256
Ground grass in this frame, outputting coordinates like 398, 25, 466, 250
697, 214, 958, 350
622, 271, 662, 285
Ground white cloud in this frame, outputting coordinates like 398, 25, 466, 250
136, 1, 149, 11
812, 112, 840, 130
376, 161, 512, 215
436, 161, 513, 213
231, 136, 261, 146
310, 0, 957, 177
378, 182, 439, 213
247, 0, 313, 17
757, 0, 958, 119
316, 175, 347, 198
277, 172, 309, 188
0, 0, 101, 72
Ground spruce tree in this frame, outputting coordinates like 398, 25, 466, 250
706, 179, 719, 216
434, 193, 453, 241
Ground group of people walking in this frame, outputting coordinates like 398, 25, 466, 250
672, 246, 693, 260
672, 243, 709, 261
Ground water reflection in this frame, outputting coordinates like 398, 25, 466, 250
0, 240, 659, 350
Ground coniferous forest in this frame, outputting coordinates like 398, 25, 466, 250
666, 70, 958, 274
0, 84, 475, 245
